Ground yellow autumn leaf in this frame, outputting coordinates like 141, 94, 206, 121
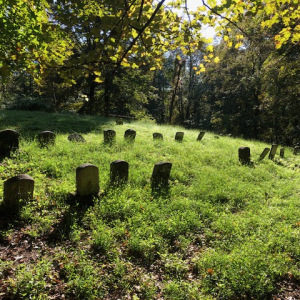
94, 77, 104, 83
214, 56, 220, 63
206, 45, 214, 52
235, 42, 243, 49
121, 61, 130, 67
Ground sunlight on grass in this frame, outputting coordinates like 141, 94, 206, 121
0, 110, 299, 299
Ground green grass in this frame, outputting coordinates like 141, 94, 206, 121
0, 110, 299, 299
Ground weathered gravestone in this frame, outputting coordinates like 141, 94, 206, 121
197, 131, 206, 141
116, 118, 123, 125
268, 144, 278, 160
239, 147, 251, 165
68, 133, 85, 143
151, 162, 172, 189
153, 133, 163, 141
38, 131, 55, 147
110, 160, 129, 185
4, 174, 34, 212
294, 146, 300, 155
76, 163, 99, 197
103, 130, 116, 145
259, 148, 270, 160
175, 132, 184, 142
0, 129, 19, 157
280, 148, 285, 158
124, 129, 136, 143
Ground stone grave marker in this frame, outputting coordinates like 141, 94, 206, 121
38, 131, 55, 147
68, 133, 85, 143
238, 147, 251, 165
294, 146, 300, 155
116, 118, 123, 125
124, 129, 136, 143
4, 174, 34, 212
197, 131, 205, 141
175, 132, 184, 142
280, 148, 285, 158
153, 133, 163, 141
259, 148, 270, 160
0, 129, 19, 157
76, 163, 99, 197
110, 160, 129, 185
151, 162, 172, 189
103, 130, 116, 145
268, 144, 278, 160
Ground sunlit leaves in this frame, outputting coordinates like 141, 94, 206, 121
213, 56, 220, 63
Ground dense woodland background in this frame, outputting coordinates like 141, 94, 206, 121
0, 0, 299, 145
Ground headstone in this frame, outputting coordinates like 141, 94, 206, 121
68, 133, 85, 143
103, 130, 116, 145
268, 144, 278, 160
153, 133, 163, 141
197, 131, 205, 141
294, 146, 300, 155
116, 118, 123, 125
0, 129, 19, 157
175, 132, 184, 142
124, 129, 136, 143
38, 131, 55, 147
110, 160, 129, 185
76, 163, 99, 197
238, 147, 250, 165
4, 174, 34, 212
280, 148, 285, 158
259, 148, 270, 160
151, 162, 172, 189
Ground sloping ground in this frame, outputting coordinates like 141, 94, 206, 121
0, 110, 299, 299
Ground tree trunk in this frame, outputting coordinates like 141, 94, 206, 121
78, 74, 96, 114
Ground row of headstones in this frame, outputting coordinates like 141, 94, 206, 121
238, 144, 290, 164
2, 161, 172, 212
0, 129, 207, 156
1, 128, 299, 160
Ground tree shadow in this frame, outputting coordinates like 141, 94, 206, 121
0, 110, 118, 140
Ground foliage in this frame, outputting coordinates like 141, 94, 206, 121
0, 1, 299, 137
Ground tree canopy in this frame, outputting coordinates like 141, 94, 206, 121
0, 0, 299, 144
1, 0, 299, 79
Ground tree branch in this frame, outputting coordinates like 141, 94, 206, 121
201, 0, 250, 40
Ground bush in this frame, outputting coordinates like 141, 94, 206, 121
7, 97, 55, 112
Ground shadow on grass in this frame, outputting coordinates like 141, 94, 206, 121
46, 194, 98, 245
0, 201, 25, 234
151, 185, 171, 199
0, 110, 131, 140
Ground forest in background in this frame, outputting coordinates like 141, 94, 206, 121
0, 0, 299, 145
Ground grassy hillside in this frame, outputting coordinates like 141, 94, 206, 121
0, 110, 299, 299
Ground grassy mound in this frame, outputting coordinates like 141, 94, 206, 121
0, 110, 299, 299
